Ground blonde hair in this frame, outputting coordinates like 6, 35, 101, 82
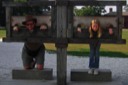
89, 19, 102, 38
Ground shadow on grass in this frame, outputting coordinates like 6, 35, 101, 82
47, 50, 128, 58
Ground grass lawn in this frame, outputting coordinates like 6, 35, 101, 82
0, 29, 6, 38
45, 29, 128, 57
0, 29, 128, 57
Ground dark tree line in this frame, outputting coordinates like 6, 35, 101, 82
74, 6, 106, 16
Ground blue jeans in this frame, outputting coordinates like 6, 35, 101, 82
89, 40, 101, 68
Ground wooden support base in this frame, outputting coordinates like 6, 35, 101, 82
12, 68, 53, 80
71, 69, 112, 82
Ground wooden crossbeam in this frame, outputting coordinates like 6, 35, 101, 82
69, 1, 126, 6
2, 37, 55, 43
68, 39, 126, 44
3, 0, 126, 7
2, 38, 126, 44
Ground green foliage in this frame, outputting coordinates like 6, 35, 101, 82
74, 6, 106, 16
0, 29, 6, 38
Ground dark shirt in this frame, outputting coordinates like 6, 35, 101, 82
90, 30, 99, 39
24, 27, 45, 56
89, 30, 100, 45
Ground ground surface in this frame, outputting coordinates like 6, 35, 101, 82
0, 42, 128, 85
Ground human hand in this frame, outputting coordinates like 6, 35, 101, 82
40, 24, 48, 31
77, 27, 82, 33
109, 28, 113, 35
13, 26, 19, 32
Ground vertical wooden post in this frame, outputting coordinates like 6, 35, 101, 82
56, 48, 67, 85
67, 6, 73, 38
56, 1, 68, 85
6, 6, 12, 38
117, 4, 123, 40
57, 6, 67, 38
51, 6, 57, 37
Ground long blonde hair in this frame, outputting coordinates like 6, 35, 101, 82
89, 19, 102, 38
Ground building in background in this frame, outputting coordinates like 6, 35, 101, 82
105, 8, 128, 29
